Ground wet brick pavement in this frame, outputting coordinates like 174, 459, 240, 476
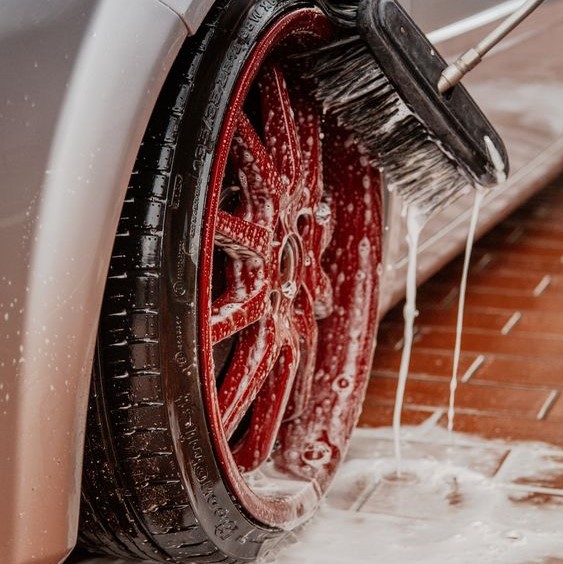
361, 177, 563, 447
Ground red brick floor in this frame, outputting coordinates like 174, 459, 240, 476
360, 179, 563, 447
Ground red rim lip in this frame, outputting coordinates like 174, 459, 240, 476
198, 8, 381, 528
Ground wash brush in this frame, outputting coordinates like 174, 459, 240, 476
313, 0, 510, 216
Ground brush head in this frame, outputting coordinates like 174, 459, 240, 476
357, 0, 508, 186
313, 0, 509, 215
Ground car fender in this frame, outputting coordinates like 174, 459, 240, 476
0, 1, 189, 562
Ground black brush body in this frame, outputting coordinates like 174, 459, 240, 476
313, 0, 509, 215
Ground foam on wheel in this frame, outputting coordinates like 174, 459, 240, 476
79, 0, 383, 561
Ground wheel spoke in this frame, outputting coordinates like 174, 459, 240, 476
232, 112, 284, 225
301, 204, 335, 319
218, 317, 279, 438
259, 65, 302, 191
314, 269, 334, 319
233, 335, 299, 471
292, 287, 317, 341
211, 284, 270, 344
293, 90, 322, 210
215, 210, 272, 259
284, 288, 318, 420
288, 86, 334, 318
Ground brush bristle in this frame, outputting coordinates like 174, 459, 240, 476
317, 0, 359, 28
310, 36, 472, 216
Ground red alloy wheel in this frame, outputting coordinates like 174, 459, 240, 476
199, 9, 383, 527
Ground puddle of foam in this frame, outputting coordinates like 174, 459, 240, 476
448, 189, 485, 433
496, 446, 563, 492
393, 206, 426, 476
272, 427, 563, 564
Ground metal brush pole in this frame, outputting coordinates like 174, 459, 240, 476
437, 0, 545, 93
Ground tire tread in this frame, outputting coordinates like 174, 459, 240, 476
79, 33, 232, 561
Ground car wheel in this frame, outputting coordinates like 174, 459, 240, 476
79, 0, 382, 561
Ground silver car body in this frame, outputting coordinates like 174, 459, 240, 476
0, 1, 561, 562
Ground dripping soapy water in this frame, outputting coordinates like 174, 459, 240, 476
392, 205, 426, 477
393, 188, 491, 469
448, 189, 485, 433
448, 136, 506, 433
387, 133, 506, 475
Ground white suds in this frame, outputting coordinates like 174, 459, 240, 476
484, 135, 507, 184
278, 427, 563, 564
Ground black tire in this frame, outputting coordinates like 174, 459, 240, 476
78, 0, 382, 561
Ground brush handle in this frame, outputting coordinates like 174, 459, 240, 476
438, 0, 545, 93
